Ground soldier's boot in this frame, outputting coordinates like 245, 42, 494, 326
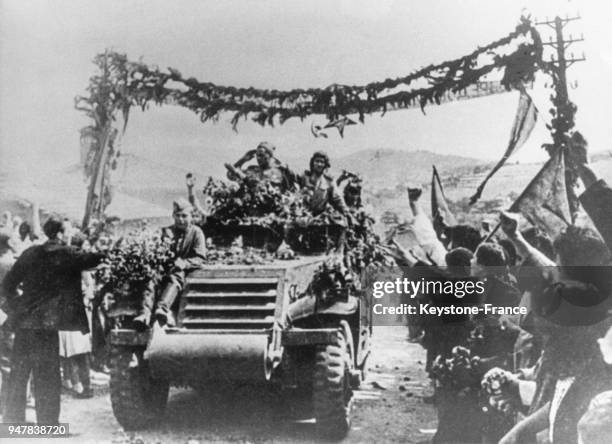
154, 282, 180, 327
133, 281, 155, 330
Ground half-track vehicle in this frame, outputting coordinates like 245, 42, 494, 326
107, 222, 372, 439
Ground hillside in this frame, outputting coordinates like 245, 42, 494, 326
106, 149, 487, 218
333, 149, 487, 189
115, 148, 489, 203
8, 148, 609, 225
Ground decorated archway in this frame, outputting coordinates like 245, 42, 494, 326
75, 16, 577, 227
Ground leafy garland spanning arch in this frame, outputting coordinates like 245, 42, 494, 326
76, 17, 546, 226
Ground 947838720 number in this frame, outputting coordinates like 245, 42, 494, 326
1, 423, 69, 438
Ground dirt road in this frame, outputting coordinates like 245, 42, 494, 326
15, 327, 437, 443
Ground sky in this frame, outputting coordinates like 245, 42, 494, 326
1, 0, 611, 181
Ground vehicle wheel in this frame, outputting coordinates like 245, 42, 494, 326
312, 327, 353, 440
109, 346, 169, 430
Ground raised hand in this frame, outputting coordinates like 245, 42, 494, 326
185, 173, 196, 189
241, 149, 257, 162
499, 211, 520, 238
407, 187, 422, 201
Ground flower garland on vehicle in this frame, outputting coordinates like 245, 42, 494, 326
200, 169, 393, 265
204, 243, 276, 265
202, 175, 347, 228
94, 230, 175, 294
202, 176, 290, 225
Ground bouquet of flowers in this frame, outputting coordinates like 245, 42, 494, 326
203, 176, 289, 223
309, 260, 357, 303
431, 346, 483, 392
481, 368, 517, 416
94, 229, 175, 298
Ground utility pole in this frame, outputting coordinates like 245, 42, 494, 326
535, 14, 585, 149
535, 14, 585, 217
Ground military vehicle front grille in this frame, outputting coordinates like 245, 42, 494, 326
181, 277, 278, 329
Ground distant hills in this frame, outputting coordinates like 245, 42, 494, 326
332, 148, 487, 189
116, 148, 489, 199
4, 146, 612, 223
44, 147, 611, 222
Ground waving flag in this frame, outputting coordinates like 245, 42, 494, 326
509, 149, 571, 237
470, 89, 538, 204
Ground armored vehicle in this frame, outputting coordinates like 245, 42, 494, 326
107, 225, 372, 439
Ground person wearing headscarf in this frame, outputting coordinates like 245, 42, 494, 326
225, 141, 295, 192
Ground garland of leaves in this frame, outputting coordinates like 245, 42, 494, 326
75, 17, 541, 134
75, 17, 542, 223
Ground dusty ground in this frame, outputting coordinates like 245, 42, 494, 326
13, 326, 437, 443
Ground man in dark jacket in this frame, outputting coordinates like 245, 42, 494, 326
2, 216, 104, 423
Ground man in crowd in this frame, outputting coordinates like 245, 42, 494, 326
568, 132, 612, 250
470, 242, 521, 358
2, 216, 105, 423
134, 198, 206, 328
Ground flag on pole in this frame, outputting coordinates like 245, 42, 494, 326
509, 149, 571, 237
431, 165, 457, 243
470, 89, 538, 204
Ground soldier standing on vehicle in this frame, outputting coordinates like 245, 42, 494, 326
2, 216, 105, 423
224, 141, 295, 192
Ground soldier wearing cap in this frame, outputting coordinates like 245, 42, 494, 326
225, 141, 295, 192
134, 198, 206, 328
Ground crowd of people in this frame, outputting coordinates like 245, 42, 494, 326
385, 139, 612, 444
1, 136, 611, 443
